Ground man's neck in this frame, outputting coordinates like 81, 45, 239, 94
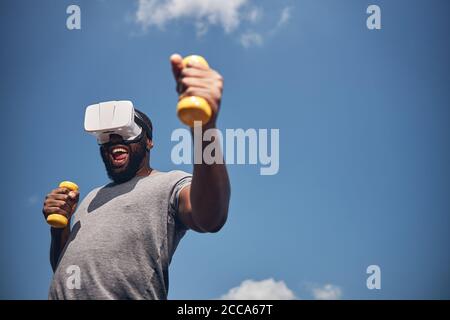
135, 165, 154, 177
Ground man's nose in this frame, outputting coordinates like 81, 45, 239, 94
109, 134, 124, 144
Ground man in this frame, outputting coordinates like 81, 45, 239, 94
43, 54, 230, 299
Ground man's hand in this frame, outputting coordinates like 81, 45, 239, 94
42, 187, 79, 227
43, 187, 79, 271
169, 53, 230, 233
170, 53, 224, 126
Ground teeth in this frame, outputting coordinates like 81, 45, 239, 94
112, 147, 128, 154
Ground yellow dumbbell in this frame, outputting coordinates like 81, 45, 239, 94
176, 55, 212, 127
46, 181, 79, 229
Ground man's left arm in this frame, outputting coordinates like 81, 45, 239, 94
170, 54, 231, 233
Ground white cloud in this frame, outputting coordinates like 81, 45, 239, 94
220, 278, 296, 300
268, 6, 292, 36
240, 31, 263, 48
195, 20, 209, 37
246, 6, 263, 23
311, 284, 342, 300
134, 1, 293, 47
278, 6, 292, 27
241, 6, 292, 47
135, 0, 248, 33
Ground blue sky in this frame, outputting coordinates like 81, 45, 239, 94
1, 0, 449, 299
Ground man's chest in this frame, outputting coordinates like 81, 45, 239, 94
68, 186, 169, 255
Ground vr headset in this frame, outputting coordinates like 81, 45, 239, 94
84, 100, 152, 145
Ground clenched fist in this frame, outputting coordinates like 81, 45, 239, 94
42, 187, 79, 228
170, 53, 224, 126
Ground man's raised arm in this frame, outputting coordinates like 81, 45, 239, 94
170, 54, 231, 233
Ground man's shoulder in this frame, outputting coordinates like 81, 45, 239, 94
159, 169, 192, 179
143, 169, 192, 186
136, 170, 192, 195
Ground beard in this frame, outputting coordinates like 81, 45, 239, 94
100, 137, 147, 184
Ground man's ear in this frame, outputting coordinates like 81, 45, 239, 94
146, 139, 154, 152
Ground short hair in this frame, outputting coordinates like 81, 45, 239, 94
134, 108, 153, 140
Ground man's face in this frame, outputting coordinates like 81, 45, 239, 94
100, 134, 147, 184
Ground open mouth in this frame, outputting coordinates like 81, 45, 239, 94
109, 145, 130, 167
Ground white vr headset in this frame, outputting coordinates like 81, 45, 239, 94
84, 100, 152, 145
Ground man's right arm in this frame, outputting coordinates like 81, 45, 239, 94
42, 187, 79, 272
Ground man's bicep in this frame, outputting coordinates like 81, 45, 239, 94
178, 185, 205, 233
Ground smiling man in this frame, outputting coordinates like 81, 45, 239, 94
43, 54, 230, 300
